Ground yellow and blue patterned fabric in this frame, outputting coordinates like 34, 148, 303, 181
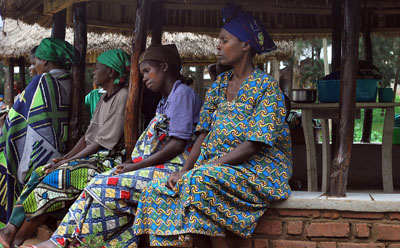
132, 68, 292, 246
0, 71, 71, 225
50, 114, 196, 247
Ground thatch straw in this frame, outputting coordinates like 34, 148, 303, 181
0, 19, 293, 64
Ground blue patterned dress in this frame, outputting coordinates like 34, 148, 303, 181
132, 68, 293, 246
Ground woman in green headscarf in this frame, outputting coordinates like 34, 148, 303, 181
0, 38, 76, 228
0, 49, 130, 248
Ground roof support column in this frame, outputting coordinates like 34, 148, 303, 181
329, 0, 360, 197
151, 0, 163, 45
330, 0, 342, 161
361, 8, 373, 143
51, 9, 67, 40
68, 2, 87, 150
18, 57, 26, 89
4, 58, 14, 107
125, 0, 151, 156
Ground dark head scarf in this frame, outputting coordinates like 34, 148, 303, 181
97, 49, 131, 85
139, 44, 182, 69
222, 3, 276, 54
35, 38, 77, 64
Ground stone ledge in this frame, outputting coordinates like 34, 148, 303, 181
270, 191, 400, 212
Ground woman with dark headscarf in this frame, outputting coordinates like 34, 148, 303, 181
0, 38, 76, 228
0, 49, 130, 248
30, 44, 202, 248
132, 3, 292, 247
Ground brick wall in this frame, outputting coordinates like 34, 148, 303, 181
251, 208, 400, 248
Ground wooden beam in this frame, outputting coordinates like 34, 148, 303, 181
361, 8, 373, 143
68, 2, 87, 150
329, 0, 360, 197
124, 0, 151, 157
4, 58, 14, 107
44, 0, 88, 15
330, 0, 342, 161
18, 57, 26, 89
151, 0, 164, 45
51, 9, 67, 40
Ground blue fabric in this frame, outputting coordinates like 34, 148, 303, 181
222, 3, 276, 54
156, 80, 202, 140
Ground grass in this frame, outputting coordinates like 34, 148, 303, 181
353, 95, 400, 143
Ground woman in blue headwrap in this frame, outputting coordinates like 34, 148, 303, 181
132, 3, 292, 247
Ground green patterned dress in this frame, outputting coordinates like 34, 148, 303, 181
0, 70, 71, 225
132, 68, 293, 246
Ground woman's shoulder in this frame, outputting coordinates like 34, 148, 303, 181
253, 68, 277, 83
173, 82, 196, 97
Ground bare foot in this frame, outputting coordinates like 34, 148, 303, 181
0, 223, 18, 248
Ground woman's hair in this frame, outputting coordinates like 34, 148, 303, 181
30, 45, 39, 55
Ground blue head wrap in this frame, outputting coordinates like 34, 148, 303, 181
222, 3, 276, 54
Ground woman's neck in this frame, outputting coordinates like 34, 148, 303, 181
104, 81, 120, 97
232, 56, 254, 82
161, 75, 179, 96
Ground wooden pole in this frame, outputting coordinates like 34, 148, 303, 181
18, 57, 26, 89
150, 0, 163, 45
68, 2, 87, 150
125, 0, 151, 156
361, 8, 373, 143
323, 38, 329, 76
4, 58, 14, 107
51, 9, 67, 39
329, 0, 360, 197
331, 0, 343, 159
196, 66, 205, 99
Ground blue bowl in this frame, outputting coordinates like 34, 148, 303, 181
317, 79, 378, 103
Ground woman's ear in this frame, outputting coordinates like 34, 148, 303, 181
161, 62, 169, 72
109, 68, 118, 79
242, 42, 251, 52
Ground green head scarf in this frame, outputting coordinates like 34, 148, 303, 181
97, 49, 131, 85
35, 38, 77, 65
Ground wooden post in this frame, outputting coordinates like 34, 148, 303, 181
51, 9, 67, 39
361, 8, 373, 143
323, 38, 329, 76
4, 58, 14, 107
125, 0, 151, 156
150, 0, 163, 45
272, 59, 280, 82
68, 2, 87, 150
329, 0, 360, 197
331, 0, 342, 159
18, 57, 26, 89
196, 66, 205, 99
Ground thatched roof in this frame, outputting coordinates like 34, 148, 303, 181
0, 19, 293, 64
1, 0, 400, 38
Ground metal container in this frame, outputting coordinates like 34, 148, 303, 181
291, 89, 317, 103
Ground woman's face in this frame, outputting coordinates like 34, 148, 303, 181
93, 62, 110, 87
139, 61, 166, 93
29, 64, 37, 77
217, 28, 247, 66
34, 57, 47, 74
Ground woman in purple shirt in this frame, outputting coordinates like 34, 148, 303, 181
29, 44, 202, 248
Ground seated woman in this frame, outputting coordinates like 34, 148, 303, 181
0, 38, 76, 226
132, 4, 292, 248
30, 44, 202, 248
0, 49, 130, 248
